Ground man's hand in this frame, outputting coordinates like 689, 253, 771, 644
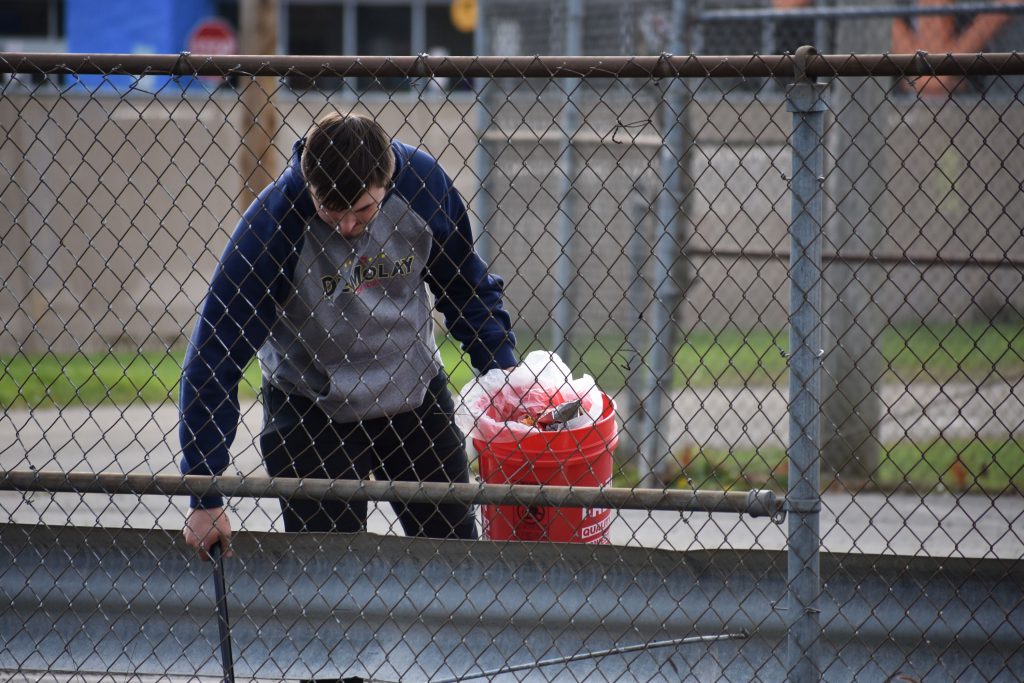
183, 507, 233, 561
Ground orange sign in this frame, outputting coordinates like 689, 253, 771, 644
772, 0, 1013, 95
891, 0, 1013, 95
450, 0, 476, 33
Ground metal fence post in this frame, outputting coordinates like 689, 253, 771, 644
785, 46, 827, 683
552, 0, 583, 362
472, 0, 495, 265
638, 0, 690, 487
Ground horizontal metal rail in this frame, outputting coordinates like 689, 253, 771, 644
433, 632, 749, 683
1, 52, 1023, 78
688, 247, 1024, 270
700, 1, 1024, 22
0, 470, 782, 518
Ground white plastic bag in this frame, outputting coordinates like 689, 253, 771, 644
456, 350, 604, 443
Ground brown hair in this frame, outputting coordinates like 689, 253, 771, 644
301, 112, 394, 211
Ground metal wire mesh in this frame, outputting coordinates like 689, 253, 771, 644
1, 47, 1023, 683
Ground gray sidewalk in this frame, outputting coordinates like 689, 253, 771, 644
629, 379, 1023, 455
1, 380, 1021, 558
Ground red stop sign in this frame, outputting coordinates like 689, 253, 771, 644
187, 18, 238, 55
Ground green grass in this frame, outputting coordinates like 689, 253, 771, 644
876, 438, 1024, 493
0, 350, 261, 410
567, 326, 793, 393
1, 320, 1021, 410
882, 320, 1024, 384
612, 436, 1024, 495
561, 319, 1022, 392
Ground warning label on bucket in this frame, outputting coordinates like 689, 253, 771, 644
505, 505, 612, 543
580, 508, 612, 542
513, 506, 548, 541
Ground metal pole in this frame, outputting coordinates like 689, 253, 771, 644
813, 0, 828, 51
0, 470, 783, 517
762, 17, 775, 57
552, 0, 583, 362
698, 1, 1024, 22
410, 0, 427, 55
5, 52, 1024, 78
472, 0, 495, 263
639, 0, 688, 487
433, 633, 748, 683
342, 1, 357, 57
622, 189, 654, 466
785, 45, 826, 683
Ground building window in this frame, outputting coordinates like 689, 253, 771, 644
286, 3, 345, 91
356, 4, 411, 91
425, 4, 474, 91
0, 0, 65, 85
281, 1, 474, 94
0, 0, 63, 39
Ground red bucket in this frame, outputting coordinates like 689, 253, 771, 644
476, 393, 618, 543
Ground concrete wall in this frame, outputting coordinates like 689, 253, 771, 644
1, 85, 1022, 355
484, 85, 1024, 342
0, 90, 485, 353
5, 525, 1022, 682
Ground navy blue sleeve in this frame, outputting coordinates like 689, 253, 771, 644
178, 172, 306, 509
394, 143, 517, 372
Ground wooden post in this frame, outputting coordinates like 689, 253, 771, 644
236, 0, 280, 213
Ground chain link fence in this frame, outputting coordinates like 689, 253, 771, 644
1, 46, 1023, 682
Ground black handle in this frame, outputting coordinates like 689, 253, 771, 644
210, 543, 235, 683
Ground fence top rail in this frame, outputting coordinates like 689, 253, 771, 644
2, 51, 1023, 79
699, 1, 1024, 22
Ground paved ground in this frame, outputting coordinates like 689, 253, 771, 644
1, 380, 1021, 558
632, 379, 1023, 454
4, 380, 1019, 474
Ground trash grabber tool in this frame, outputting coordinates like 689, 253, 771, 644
210, 542, 235, 683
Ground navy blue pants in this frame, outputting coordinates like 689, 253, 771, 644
260, 373, 477, 539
